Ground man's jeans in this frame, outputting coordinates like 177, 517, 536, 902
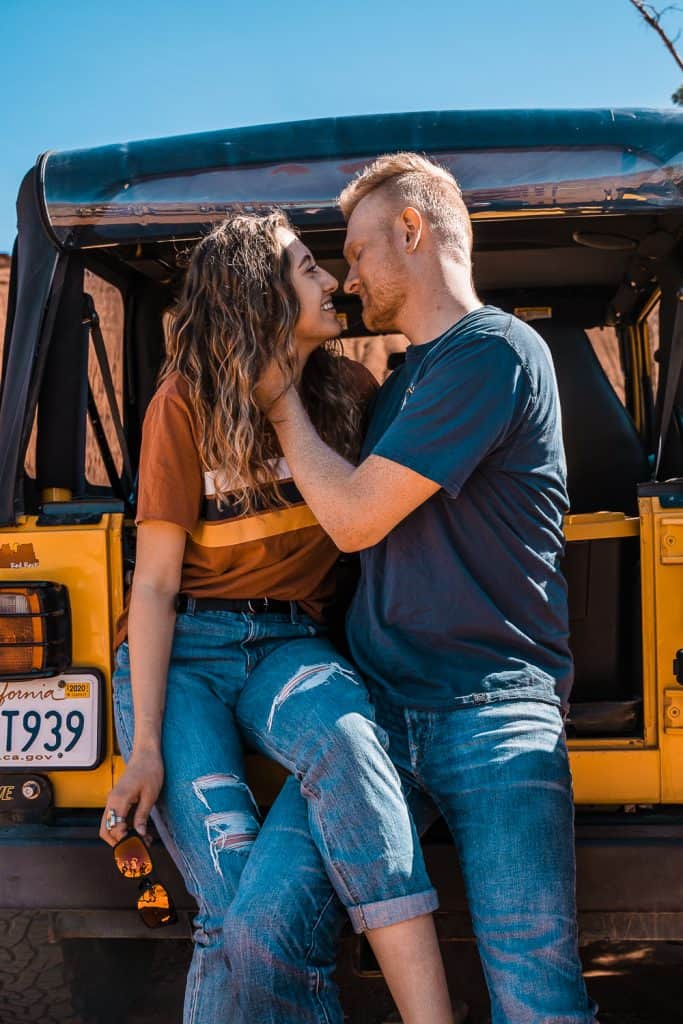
113, 606, 436, 1024
226, 692, 598, 1024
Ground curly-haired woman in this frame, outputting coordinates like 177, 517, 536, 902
99, 213, 453, 1024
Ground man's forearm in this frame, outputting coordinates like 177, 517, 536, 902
269, 387, 441, 550
270, 390, 368, 550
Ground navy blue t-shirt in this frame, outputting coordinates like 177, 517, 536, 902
346, 306, 573, 709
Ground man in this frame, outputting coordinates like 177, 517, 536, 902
225, 153, 597, 1022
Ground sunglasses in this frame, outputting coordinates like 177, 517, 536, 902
112, 833, 178, 929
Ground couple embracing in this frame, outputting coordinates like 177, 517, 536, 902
100, 153, 597, 1024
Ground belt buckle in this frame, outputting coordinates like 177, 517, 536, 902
247, 598, 268, 614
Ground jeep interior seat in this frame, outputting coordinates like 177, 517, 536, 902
534, 323, 650, 515
535, 323, 648, 734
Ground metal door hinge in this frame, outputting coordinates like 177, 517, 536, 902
664, 689, 683, 732
660, 520, 683, 563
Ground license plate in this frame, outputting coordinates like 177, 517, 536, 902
0, 671, 102, 770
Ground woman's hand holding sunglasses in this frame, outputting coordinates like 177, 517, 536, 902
99, 747, 164, 847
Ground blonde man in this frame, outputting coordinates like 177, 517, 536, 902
227, 154, 597, 1023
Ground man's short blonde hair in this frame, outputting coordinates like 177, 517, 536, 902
338, 152, 473, 265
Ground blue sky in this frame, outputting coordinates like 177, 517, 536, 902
2, 0, 681, 251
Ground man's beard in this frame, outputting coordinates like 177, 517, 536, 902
361, 274, 406, 333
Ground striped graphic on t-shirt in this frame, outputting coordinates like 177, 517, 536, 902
196, 457, 316, 546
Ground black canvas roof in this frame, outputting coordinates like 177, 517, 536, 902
40, 108, 683, 249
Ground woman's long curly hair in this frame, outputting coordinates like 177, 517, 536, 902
161, 211, 365, 514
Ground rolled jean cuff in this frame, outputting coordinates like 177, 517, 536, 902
346, 886, 439, 934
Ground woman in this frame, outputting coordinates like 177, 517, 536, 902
99, 212, 453, 1024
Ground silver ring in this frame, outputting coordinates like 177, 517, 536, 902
105, 809, 127, 831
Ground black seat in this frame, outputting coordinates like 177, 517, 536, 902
535, 324, 650, 515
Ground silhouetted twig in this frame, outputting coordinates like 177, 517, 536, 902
629, 0, 683, 72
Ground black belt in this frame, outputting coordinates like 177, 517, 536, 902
175, 594, 295, 615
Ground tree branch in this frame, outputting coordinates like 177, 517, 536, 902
629, 0, 683, 72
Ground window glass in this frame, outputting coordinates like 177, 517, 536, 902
0, 255, 38, 479
0, 254, 9, 362
345, 328, 631, 413
586, 326, 626, 406
342, 334, 408, 383
24, 412, 37, 479
84, 270, 124, 486
162, 309, 173, 348
0, 260, 124, 488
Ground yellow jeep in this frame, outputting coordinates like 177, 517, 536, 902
1, 108, 682, 1022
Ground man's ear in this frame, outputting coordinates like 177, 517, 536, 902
399, 207, 423, 254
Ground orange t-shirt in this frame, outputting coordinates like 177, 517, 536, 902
116, 360, 376, 645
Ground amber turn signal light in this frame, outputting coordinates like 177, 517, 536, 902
0, 582, 71, 679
